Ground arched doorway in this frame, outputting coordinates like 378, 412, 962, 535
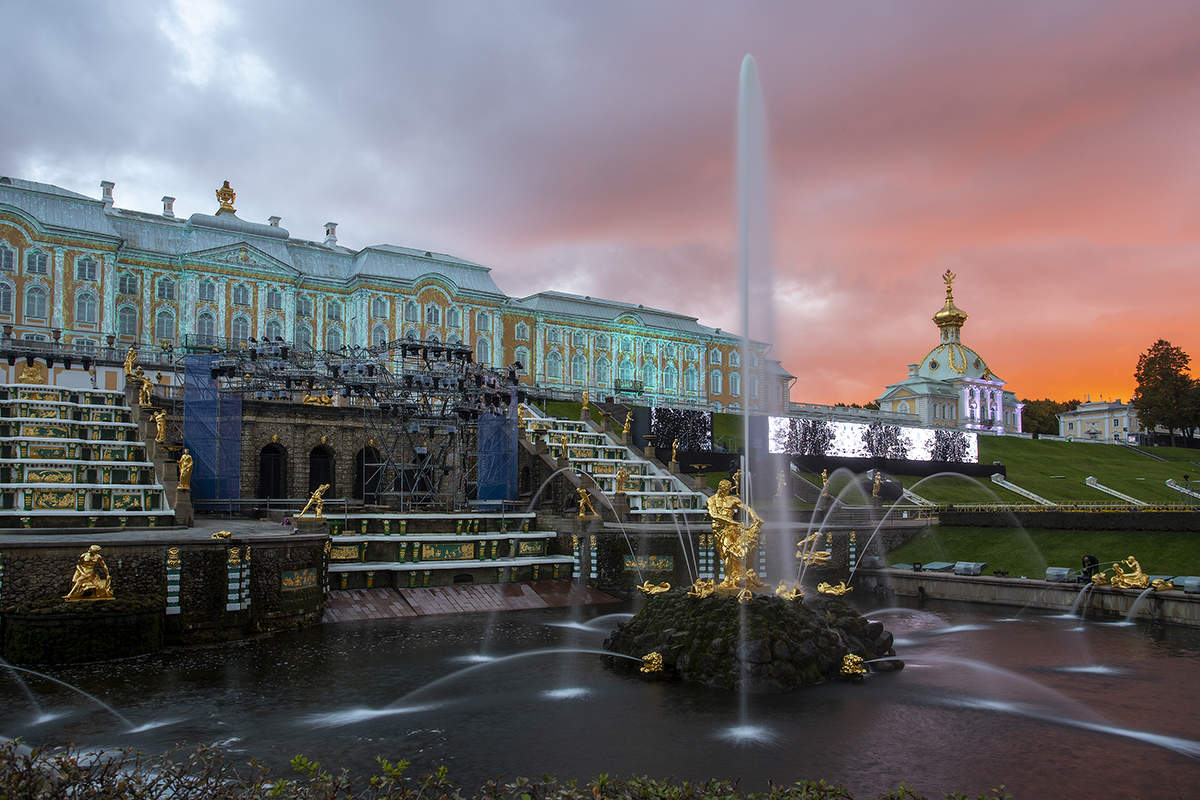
309, 445, 336, 496
257, 443, 288, 499
353, 446, 382, 503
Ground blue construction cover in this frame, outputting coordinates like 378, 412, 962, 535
183, 355, 242, 500
477, 410, 517, 502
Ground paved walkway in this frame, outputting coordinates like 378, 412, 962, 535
323, 580, 618, 623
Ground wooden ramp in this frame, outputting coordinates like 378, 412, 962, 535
323, 580, 618, 623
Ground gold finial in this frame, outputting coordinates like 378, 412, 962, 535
942, 268, 957, 298
216, 180, 237, 214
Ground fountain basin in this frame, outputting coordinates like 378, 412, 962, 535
2, 595, 163, 664
604, 590, 900, 692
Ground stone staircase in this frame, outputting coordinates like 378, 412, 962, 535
0, 383, 173, 528
519, 405, 707, 520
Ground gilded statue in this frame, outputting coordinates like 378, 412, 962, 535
123, 346, 137, 377
622, 411, 632, 436
872, 471, 882, 498
210, 530, 232, 540
614, 467, 630, 493
795, 532, 832, 566
581, 390, 589, 412
150, 409, 167, 442
576, 487, 599, 519
177, 449, 193, 491
1109, 556, 1149, 589
636, 581, 671, 595
671, 438, 678, 463
299, 483, 331, 519
216, 179, 237, 213
63, 545, 114, 601
687, 578, 715, 598
302, 393, 335, 406
731, 469, 741, 495
775, 580, 803, 601
817, 581, 853, 596
18, 363, 44, 384
840, 653, 867, 678
640, 651, 663, 674
706, 478, 763, 589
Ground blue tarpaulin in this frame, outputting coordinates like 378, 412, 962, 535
183, 354, 242, 500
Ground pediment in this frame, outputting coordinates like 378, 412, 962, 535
186, 243, 297, 276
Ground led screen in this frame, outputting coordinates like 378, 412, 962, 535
767, 416, 978, 463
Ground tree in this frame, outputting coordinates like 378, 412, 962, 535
1132, 339, 1195, 446
1019, 398, 1081, 437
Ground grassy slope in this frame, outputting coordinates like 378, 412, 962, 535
888, 525, 1200, 578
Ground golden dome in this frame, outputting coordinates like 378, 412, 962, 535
932, 269, 967, 329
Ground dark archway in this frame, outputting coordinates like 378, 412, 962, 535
309, 445, 336, 496
257, 443, 288, 499
353, 446, 382, 503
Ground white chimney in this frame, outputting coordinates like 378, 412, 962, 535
100, 180, 114, 209
324, 222, 338, 245
268, 215, 281, 228
161, 196, 175, 217
907, 363, 919, 377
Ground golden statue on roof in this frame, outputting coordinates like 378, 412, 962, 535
216, 180, 237, 214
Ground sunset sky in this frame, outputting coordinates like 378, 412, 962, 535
3, 1, 1197, 404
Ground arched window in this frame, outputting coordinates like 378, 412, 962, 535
0, 282, 12, 315
514, 346, 530, 372
0, 243, 13, 272
572, 331, 586, 348
296, 325, 312, 350
117, 305, 137, 337
25, 250, 47, 275
618, 358, 634, 382
596, 356, 611, 385
404, 301, 418, 322
709, 349, 722, 364
296, 295, 313, 316
371, 324, 388, 348
404, 329, 417, 341
24, 285, 48, 319
75, 256, 98, 281
447, 332, 461, 345
325, 326, 343, 351
75, 292, 98, 324
198, 280, 216, 302
729, 351, 741, 367
643, 361, 657, 390
425, 304, 440, 326
476, 337, 491, 365
326, 300, 343, 321
231, 315, 250, 342
898, 400, 910, 415
446, 307, 461, 327
267, 287, 283, 310
663, 364, 677, 392
710, 369, 722, 394
155, 310, 176, 343
730, 372, 741, 397
197, 312, 216, 342
427, 332, 439, 344
265, 318, 283, 341
514, 321, 529, 340
571, 353, 586, 382
157, 277, 176, 301
371, 297, 388, 318
684, 365, 699, 393
547, 350, 563, 380
477, 311, 491, 332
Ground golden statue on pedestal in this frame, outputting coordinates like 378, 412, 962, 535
623, 411, 632, 436
299, 483, 330, 519
123, 346, 137, 377
581, 390, 589, 412
1092, 555, 1150, 589
63, 545, 114, 601
671, 438, 679, 463
151, 409, 167, 442
872, 471, 882, 498
707, 478, 763, 590
177, 449, 193, 491
614, 467, 630, 493
576, 487, 599, 519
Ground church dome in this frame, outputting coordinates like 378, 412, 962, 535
918, 342, 995, 380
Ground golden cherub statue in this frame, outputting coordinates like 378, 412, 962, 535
63, 545, 114, 601
1109, 556, 1149, 589
576, 487, 599, 519
614, 467, 630, 493
706, 478, 763, 589
299, 483, 331, 519
216, 179, 237, 213
123, 345, 137, 377
177, 449, 193, 491
795, 531, 832, 566
151, 409, 167, 442
731, 469, 741, 495
623, 411, 632, 436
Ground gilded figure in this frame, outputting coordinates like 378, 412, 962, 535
580, 390, 589, 412
622, 411, 632, 436
18, 363, 45, 384
299, 483, 331, 519
150, 409, 167, 442
176, 449, 193, 491
640, 651, 663, 674
687, 578, 715, 598
210, 530, 232, 540
123, 346, 137, 377
671, 438, 678, 463
795, 532, 832, 566
636, 581, 671, 595
614, 467, 630, 493
63, 545, 114, 601
576, 487, 599, 519
1109, 556, 1149, 589
817, 581, 853, 596
302, 393, 335, 406
706, 478, 763, 589
775, 580, 803, 601
872, 471, 882, 498
840, 653, 867, 678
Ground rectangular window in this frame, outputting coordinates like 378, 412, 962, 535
75, 258, 98, 281
25, 252, 48, 274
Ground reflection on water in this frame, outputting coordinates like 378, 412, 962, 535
2, 598, 1199, 799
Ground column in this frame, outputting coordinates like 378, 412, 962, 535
102, 253, 117, 337
51, 247, 65, 329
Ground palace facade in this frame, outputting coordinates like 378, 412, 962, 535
0, 176, 792, 411
876, 271, 1024, 433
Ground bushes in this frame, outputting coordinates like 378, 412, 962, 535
0, 741, 1011, 800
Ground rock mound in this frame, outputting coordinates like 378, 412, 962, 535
604, 590, 901, 693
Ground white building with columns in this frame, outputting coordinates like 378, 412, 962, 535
875, 271, 1023, 433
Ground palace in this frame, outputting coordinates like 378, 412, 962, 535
875, 270, 1023, 433
0, 176, 792, 411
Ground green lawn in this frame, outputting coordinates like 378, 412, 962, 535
897, 473, 1024, 505
543, 400, 603, 425
888, 525, 1200, 578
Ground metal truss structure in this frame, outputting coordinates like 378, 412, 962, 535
194, 336, 533, 510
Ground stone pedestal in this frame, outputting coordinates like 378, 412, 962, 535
174, 489, 194, 527
610, 491, 630, 522
294, 517, 331, 536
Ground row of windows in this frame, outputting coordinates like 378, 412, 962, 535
0, 245, 103, 281
533, 351, 748, 396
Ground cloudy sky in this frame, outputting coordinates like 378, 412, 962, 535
3, 0, 1198, 404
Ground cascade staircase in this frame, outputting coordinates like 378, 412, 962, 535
0, 382, 174, 528
519, 405, 707, 520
